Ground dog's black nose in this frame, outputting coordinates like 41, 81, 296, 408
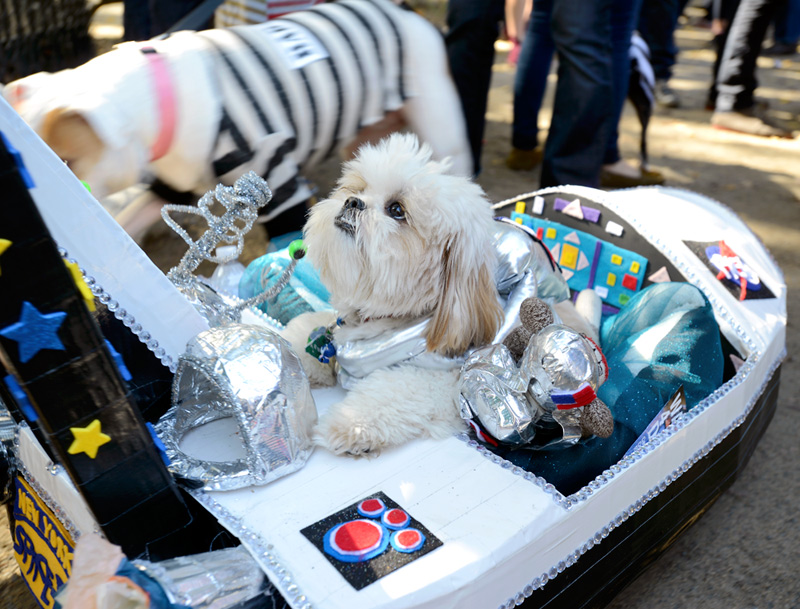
344, 197, 365, 211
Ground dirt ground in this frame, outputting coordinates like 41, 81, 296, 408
2, 4, 799, 609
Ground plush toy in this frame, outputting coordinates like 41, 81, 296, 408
503, 297, 614, 439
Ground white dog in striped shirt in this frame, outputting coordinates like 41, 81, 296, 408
3, 0, 472, 238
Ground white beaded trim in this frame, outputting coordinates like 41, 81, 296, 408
190, 489, 313, 609
58, 246, 177, 372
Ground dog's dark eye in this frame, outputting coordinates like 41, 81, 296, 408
386, 201, 406, 221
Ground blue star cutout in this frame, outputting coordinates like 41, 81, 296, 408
0, 302, 67, 363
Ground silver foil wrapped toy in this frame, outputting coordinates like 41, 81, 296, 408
460, 296, 613, 448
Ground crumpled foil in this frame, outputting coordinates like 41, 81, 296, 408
335, 220, 570, 387
132, 546, 266, 609
458, 344, 541, 445
493, 218, 570, 341
520, 324, 604, 412
156, 324, 317, 491
335, 317, 468, 389
177, 280, 244, 327
460, 325, 604, 449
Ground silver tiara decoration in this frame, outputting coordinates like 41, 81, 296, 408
163, 171, 272, 288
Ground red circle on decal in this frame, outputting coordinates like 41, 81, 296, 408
385, 509, 407, 525
357, 497, 387, 518
334, 520, 382, 552
397, 530, 421, 546
361, 499, 382, 512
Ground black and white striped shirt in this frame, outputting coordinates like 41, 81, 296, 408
196, 0, 410, 221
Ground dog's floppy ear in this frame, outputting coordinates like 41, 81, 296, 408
40, 108, 105, 165
425, 236, 504, 356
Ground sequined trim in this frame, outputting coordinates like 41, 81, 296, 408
190, 489, 313, 609
58, 246, 177, 372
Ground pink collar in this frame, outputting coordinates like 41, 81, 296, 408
140, 46, 176, 161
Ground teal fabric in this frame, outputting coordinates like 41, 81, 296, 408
239, 248, 332, 325
488, 282, 725, 495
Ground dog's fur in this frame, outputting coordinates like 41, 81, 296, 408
3, 0, 471, 217
283, 134, 503, 456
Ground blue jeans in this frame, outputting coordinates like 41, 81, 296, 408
716, 0, 783, 112
512, 0, 639, 186
773, 0, 800, 43
446, 0, 506, 176
510, 0, 555, 152
637, 0, 681, 81
605, 0, 645, 165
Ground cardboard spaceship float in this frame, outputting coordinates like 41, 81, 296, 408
0, 97, 787, 609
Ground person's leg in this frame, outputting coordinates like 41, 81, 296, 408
600, 0, 665, 186
707, 31, 728, 108
784, 0, 800, 42
715, 0, 780, 111
637, 0, 681, 107
123, 0, 153, 40
540, 0, 614, 188
707, 0, 742, 109
603, 0, 644, 166
446, 0, 506, 176
507, 0, 555, 169
765, 0, 800, 52
149, 0, 212, 36
637, 0, 680, 82
712, 0, 792, 136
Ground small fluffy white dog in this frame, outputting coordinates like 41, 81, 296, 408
284, 133, 503, 456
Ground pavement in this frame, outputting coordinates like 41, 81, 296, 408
1, 4, 799, 609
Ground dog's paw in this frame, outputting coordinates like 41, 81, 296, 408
314, 415, 386, 458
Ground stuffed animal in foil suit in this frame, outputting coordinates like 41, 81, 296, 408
460, 296, 613, 448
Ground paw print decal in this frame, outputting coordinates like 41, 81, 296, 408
301, 492, 442, 589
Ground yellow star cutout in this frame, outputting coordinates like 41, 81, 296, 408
63, 259, 96, 312
68, 419, 111, 459
0, 238, 11, 276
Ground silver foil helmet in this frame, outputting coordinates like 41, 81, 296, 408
156, 323, 318, 491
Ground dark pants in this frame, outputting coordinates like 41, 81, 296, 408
540, 0, 615, 188
511, 0, 555, 152
123, 0, 211, 41
708, 0, 742, 107
445, 0, 506, 176
637, 0, 681, 82
773, 0, 800, 43
605, 0, 644, 165
716, 0, 783, 112
512, 0, 640, 169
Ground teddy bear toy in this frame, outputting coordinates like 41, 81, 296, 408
460, 296, 613, 448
